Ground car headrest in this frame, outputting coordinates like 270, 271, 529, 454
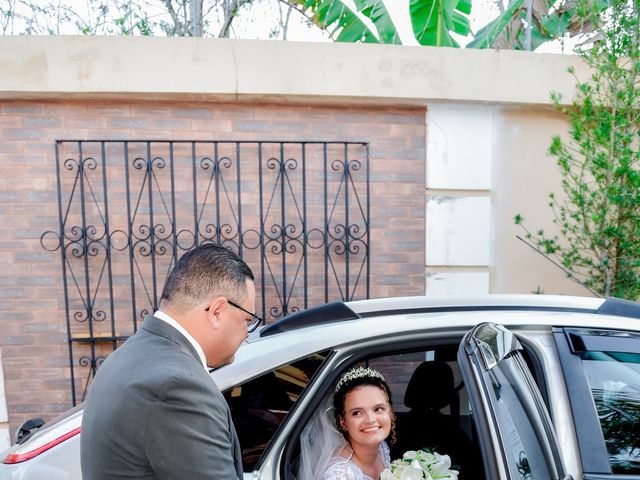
404, 361, 454, 411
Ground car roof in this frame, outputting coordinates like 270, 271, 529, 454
258, 294, 640, 337
216, 294, 640, 388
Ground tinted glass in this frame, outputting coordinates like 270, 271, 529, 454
483, 353, 555, 480
224, 351, 328, 471
581, 351, 640, 473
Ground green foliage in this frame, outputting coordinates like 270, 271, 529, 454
293, 0, 399, 43
293, 0, 471, 46
468, 0, 610, 50
0, 0, 610, 50
516, 0, 640, 299
410, 0, 471, 47
467, 0, 524, 48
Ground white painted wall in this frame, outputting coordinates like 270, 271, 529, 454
0, 350, 10, 451
425, 105, 493, 295
426, 104, 492, 190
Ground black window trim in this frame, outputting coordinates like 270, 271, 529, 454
553, 327, 611, 474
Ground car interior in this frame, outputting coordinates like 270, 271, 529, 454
368, 347, 483, 480
224, 340, 489, 479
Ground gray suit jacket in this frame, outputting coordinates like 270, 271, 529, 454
81, 315, 243, 479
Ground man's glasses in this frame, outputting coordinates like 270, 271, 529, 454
205, 300, 264, 332
226, 300, 264, 332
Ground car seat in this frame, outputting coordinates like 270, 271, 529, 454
392, 361, 479, 480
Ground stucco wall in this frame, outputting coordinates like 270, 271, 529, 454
0, 36, 587, 105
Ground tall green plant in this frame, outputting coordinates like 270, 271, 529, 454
515, 0, 640, 299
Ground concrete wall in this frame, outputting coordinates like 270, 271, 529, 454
425, 104, 590, 296
0, 36, 593, 432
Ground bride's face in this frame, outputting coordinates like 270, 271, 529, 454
339, 385, 392, 448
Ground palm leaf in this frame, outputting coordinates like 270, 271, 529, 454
410, 0, 472, 47
467, 0, 524, 48
293, 0, 398, 43
354, 0, 401, 43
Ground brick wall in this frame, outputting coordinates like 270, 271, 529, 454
0, 99, 426, 432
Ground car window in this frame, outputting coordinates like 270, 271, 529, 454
461, 323, 565, 480
224, 351, 329, 471
369, 349, 482, 480
580, 350, 640, 474
289, 346, 484, 480
484, 352, 555, 480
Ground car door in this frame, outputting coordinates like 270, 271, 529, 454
554, 327, 640, 480
458, 322, 572, 480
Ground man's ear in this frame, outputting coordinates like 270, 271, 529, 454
206, 296, 228, 328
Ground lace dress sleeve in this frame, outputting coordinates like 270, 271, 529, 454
380, 441, 391, 468
321, 458, 364, 480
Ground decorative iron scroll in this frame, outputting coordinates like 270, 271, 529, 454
41, 140, 370, 404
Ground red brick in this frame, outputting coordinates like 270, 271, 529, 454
0, 99, 426, 432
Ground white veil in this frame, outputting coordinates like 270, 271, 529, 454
297, 394, 347, 480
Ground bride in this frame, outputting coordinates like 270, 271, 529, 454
299, 366, 396, 480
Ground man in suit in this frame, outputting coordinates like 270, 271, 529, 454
81, 244, 258, 479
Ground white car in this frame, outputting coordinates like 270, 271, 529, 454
2, 294, 640, 479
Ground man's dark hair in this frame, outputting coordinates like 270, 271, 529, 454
159, 244, 254, 313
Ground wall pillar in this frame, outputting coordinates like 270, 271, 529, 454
0, 349, 10, 451
425, 104, 492, 294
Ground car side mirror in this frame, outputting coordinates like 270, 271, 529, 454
15, 417, 45, 445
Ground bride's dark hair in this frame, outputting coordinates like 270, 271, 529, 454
333, 366, 396, 444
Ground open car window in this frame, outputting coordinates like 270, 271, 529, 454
224, 351, 329, 472
283, 342, 484, 480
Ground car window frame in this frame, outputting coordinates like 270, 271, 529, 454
554, 327, 640, 476
459, 322, 568, 480
269, 324, 566, 480
223, 348, 335, 475
275, 330, 469, 480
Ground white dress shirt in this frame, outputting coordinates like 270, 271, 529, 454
154, 310, 209, 371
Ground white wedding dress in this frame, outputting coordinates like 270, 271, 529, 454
321, 442, 391, 480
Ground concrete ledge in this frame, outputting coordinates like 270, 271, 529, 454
0, 36, 587, 106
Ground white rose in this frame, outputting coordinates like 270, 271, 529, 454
419, 451, 437, 464
426, 453, 453, 476
380, 468, 397, 480
403, 451, 418, 461
395, 465, 426, 480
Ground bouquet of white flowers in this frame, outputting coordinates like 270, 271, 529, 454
380, 449, 459, 480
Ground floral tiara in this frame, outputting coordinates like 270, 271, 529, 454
335, 366, 385, 392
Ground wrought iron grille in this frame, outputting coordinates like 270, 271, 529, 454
41, 140, 370, 404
